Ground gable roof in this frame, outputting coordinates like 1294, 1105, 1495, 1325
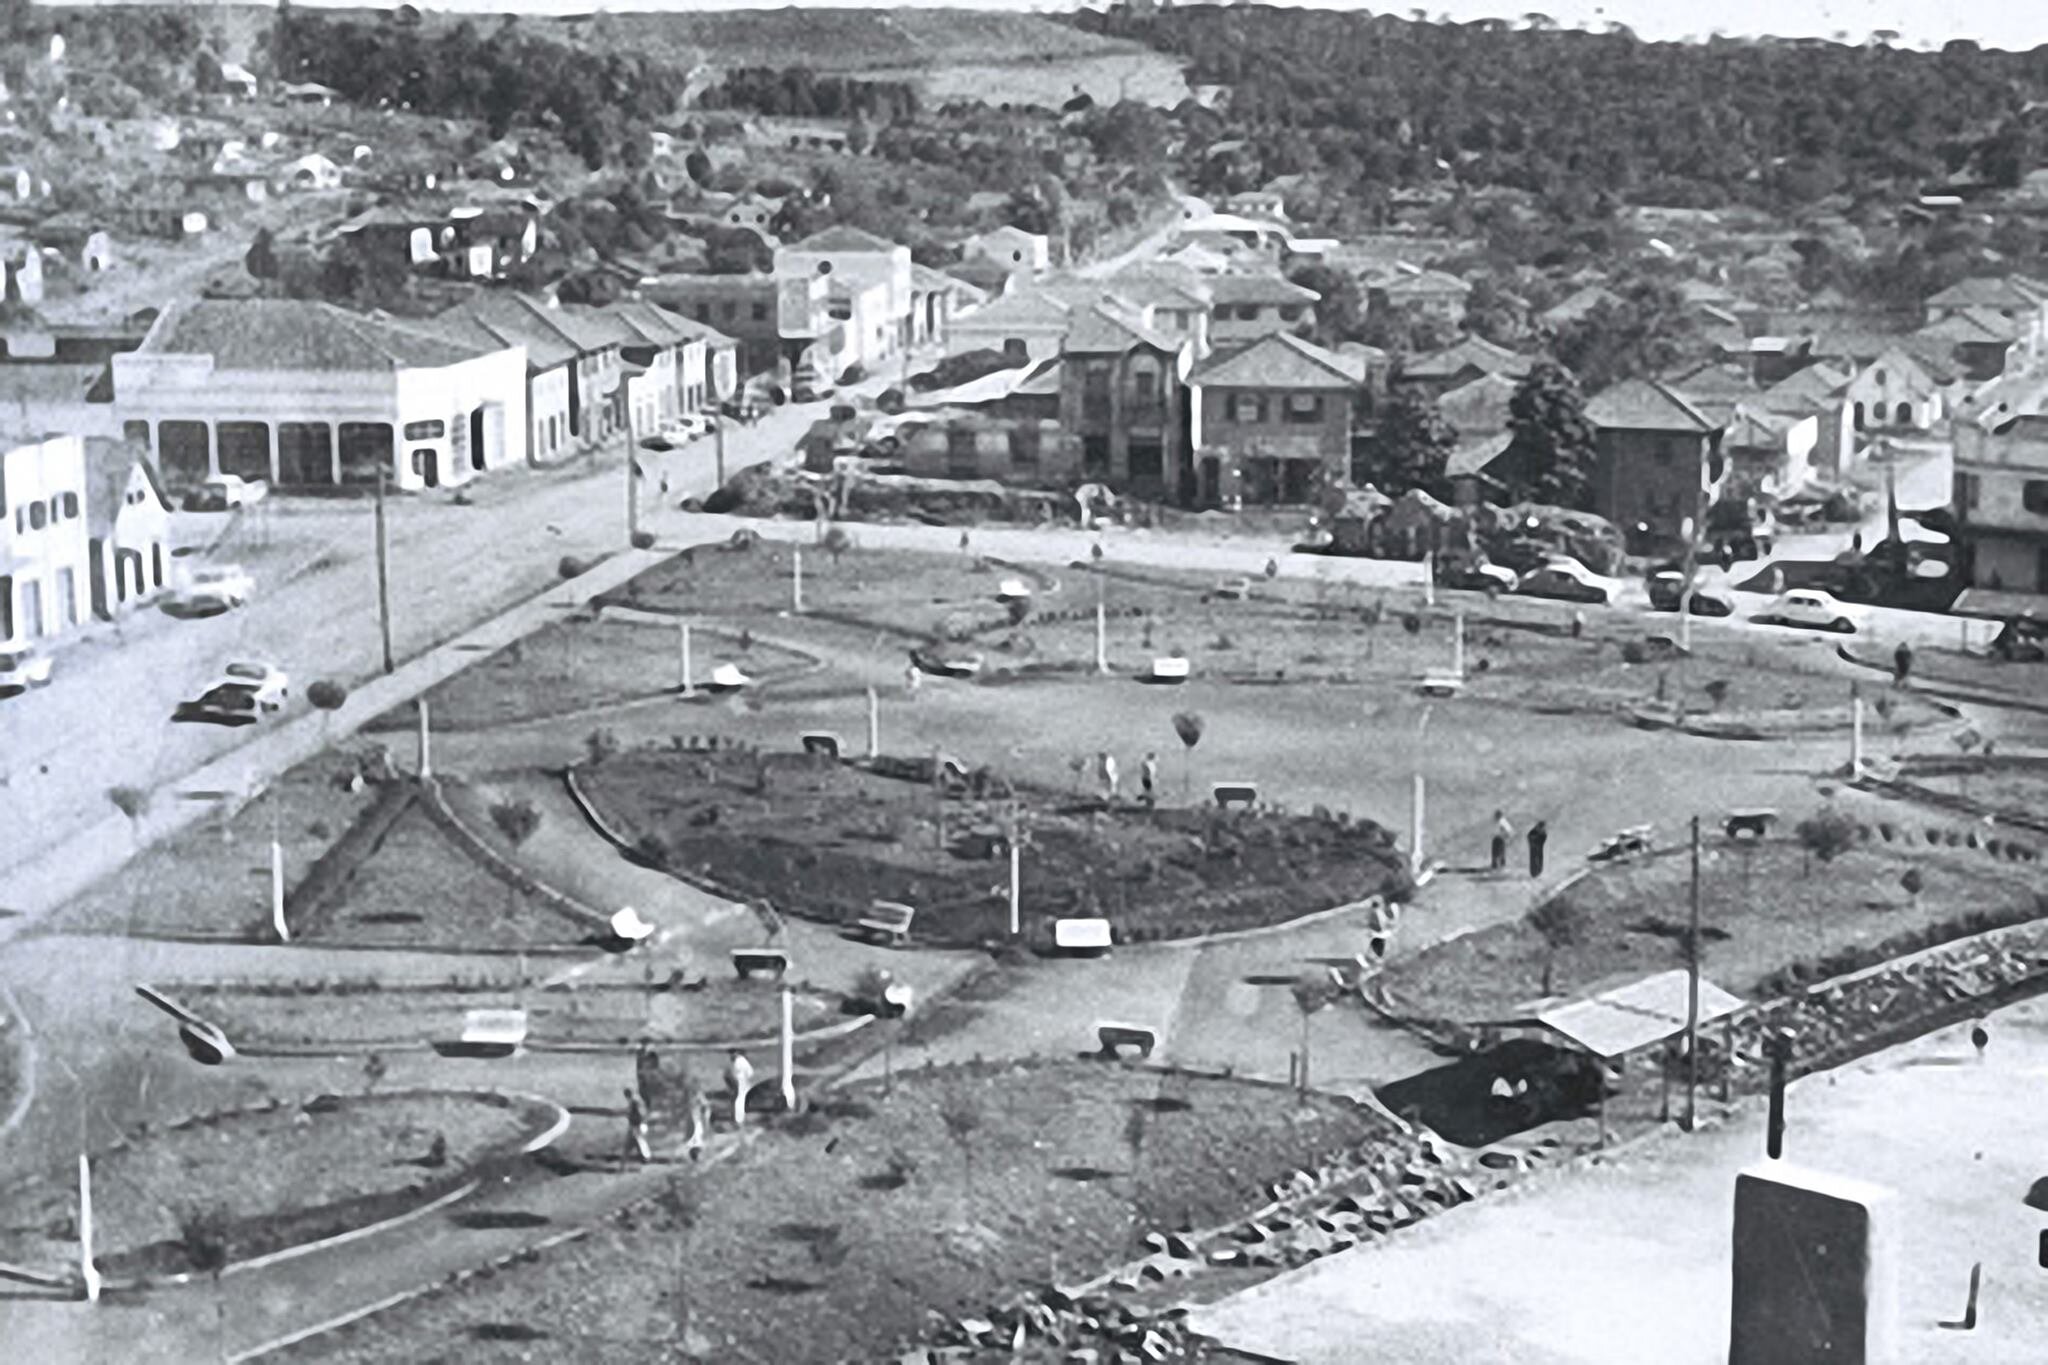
1205, 272, 1320, 307
1103, 266, 1211, 310
1585, 378, 1719, 432
955, 288, 1074, 332
1722, 404, 1797, 450
1925, 275, 2048, 311
1538, 284, 1620, 325
1373, 266, 1470, 297
1758, 362, 1851, 414
141, 300, 493, 371
1403, 334, 1531, 382
1916, 310, 2019, 345
1438, 372, 1520, 479
791, 225, 901, 254
1063, 302, 1177, 355
442, 291, 615, 357
83, 437, 166, 537
1190, 332, 1360, 389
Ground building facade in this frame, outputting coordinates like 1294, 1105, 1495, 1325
83, 437, 170, 619
1584, 378, 1729, 545
1189, 332, 1361, 507
0, 432, 91, 643
1058, 305, 1192, 504
1953, 411, 2048, 594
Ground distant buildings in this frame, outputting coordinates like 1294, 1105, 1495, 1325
1582, 379, 1728, 545
1, 432, 91, 643
1952, 400, 2048, 595
1189, 332, 1364, 507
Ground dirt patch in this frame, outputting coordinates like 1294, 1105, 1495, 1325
177, 978, 844, 1049
578, 745, 1410, 945
0, 1091, 545, 1280
1380, 831, 2046, 1023
282, 1062, 1392, 1364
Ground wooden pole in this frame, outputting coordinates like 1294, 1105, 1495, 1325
271, 839, 289, 944
1422, 551, 1435, 608
792, 548, 804, 614
1008, 819, 1022, 938
1851, 694, 1865, 777
374, 467, 395, 675
679, 621, 694, 695
78, 1154, 99, 1304
1452, 611, 1465, 680
1685, 814, 1701, 1131
416, 698, 432, 780
1409, 772, 1425, 879
779, 988, 796, 1112
866, 685, 880, 758
714, 411, 727, 489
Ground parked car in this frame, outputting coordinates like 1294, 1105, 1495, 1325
182, 475, 268, 512
1440, 560, 1519, 594
1754, 589, 1862, 633
0, 644, 53, 694
172, 682, 264, 726
1208, 576, 1254, 601
219, 660, 289, 710
1647, 571, 1736, 616
1514, 557, 1622, 604
165, 564, 255, 616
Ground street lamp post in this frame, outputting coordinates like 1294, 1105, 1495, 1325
1410, 704, 1433, 882
374, 468, 396, 675
1684, 814, 1702, 1130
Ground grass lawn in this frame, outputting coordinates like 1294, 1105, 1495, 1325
286, 1062, 1394, 1365
376, 615, 815, 731
1379, 832, 2047, 1023
580, 745, 1410, 945
177, 978, 845, 1049
0, 1091, 545, 1279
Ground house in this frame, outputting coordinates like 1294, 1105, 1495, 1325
0, 432, 91, 643
897, 408, 1068, 484
1189, 331, 1362, 507
1060, 304, 1193, 504
1842, 346, 1944, 432
1174, 213, 1291, 258
111, 300, 529, 494
1758, 363, 1855, 480
1952, 409, 2048, 594
445, 204, 540, 280
338, 205, 459, 273
773, 226, 913, 374
907, 262, 965, 350
1538, 284, 1621, 329
1437, 372, 1521, 505
34, 215, 113, 275
1718, 405, 1814, 498
1582, 378, 1729, 547
945, 288, 1077, 363
1102, 267, 1212, 354
945, 256, 1028, 300
82, 437, 170, 618
1914, 310, 2019, 384
279, 153, 343, 193
1399, 336, 1533, 395
1367, 265, 1471, 326
1204, 272, 1320, 346
960, 225, 1051, 276
432, 292, 620, 461
574, 299, 724, 436
641, 273, 783, 377
1923, 275, 2048, 355
1, 239, 42, 306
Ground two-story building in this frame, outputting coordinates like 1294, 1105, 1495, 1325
0, 432, 91, 643
1059, 304, 1193, 504
642, 273, 781, 377
1759, 362, 1856, 480
1583, 378, 1729, 547
1953, 409, 2048, 594
112, 300, 529, 494
1914, 309, 2020, 385
83, 437, 171, 619
1398, 335, 1533, 396
1189, 331, 1362, 507
1842, 345, 1945, 431
1204, 272, 1320, 346
1922, 274, 2048, 357
773, 226, 914, 376
946, 288, 1078, 362
433, 292, 621, 461
1367, 265, 1471, 327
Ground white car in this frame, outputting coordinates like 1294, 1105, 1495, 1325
183, 475, 268, 512
1209, 576, 1254, 601
1513, 557, 1623, 605
1755, 589, 1862, 633
168, 564, 256, 615
0, 644, 53, 693
219, 660, 289, 710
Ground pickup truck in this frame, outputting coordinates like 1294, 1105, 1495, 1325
182, 475, 269, 512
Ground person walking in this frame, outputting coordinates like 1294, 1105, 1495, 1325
1099, 751, 1121, 802
1893, 640, 1915, 688
1970, 1018, 1989, 1062
623, 1089, 651, 1166
726, 1049, 756, 1127
1139, 751, 1159, 808
1570, 609, 1586, 640
1490, 810, 1514, 873
1527, 820, 1549, 878
684, 1083, 712, 1162
904, 660, 922, 698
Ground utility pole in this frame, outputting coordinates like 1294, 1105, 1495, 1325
374, 467, 395, 675
677, 621, 694, 696
1764, 1028, 1793, 1159
1685, 814, 1701, 1130
713, 412, 727, 490
625, 402, 640, 545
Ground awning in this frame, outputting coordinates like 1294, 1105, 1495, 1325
1497, 970, 1746, 1060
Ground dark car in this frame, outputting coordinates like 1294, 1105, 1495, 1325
1647, 571, 1735, 615
172, 682, 263, 726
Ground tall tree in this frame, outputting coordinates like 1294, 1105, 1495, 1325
1285, 264, 1366, 348
1504, 362, 1597, 509
1369, 386, 1454, 497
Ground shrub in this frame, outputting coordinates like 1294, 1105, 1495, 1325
633, 832, 672, 868
558, 555, 590, 580
630, 530, 656, 550
585, 728, 622, 767
306, 679, 348, 712
1401, 612, 1422, 635
1793, 808, 1858, 874
489, 798, 541, 847
1620, 641, 1647, 665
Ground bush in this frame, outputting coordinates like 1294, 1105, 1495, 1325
558, 555, 590, 580
489, 798, 541, 847
630, 530, 656, 550
632, 831, 672, 869
1794, 808, 1858, 873
306, 679, 348, 712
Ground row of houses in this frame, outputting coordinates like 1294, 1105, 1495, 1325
1, 432, 171, 644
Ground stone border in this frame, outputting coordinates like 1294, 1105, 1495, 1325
1836, 641, 2048, 715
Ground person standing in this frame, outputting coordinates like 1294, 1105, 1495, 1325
1570, 609, 1586, 640
1528, 820, 1549, 878
1491, 810, 1514, 873
904, 660, 922, 698
1139, 751, 1159, 808
684, 1083, 712, 1162
623, 1089, 651, 1166
726, 1049, 755, 1127
1893, 640, 1915, 688
1971, 1018, 1989, 1062
1099, 751, 1120, 802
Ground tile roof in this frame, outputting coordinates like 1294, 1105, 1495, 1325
1437, 371, 1520, 435
1063, 302, 1176, 354
445, 291, 616, 356
1916, 310, 2019, 345
1188, 332, 1358, 389
1758, 362, 1851, 414
1102, 267, 1211, 310
83, 437, 165, 538
955, 289, 1074, 331
142, 300, 494, 371
1585, 378, 1719, 432
1925, 275, 2047, 310
1372, 267, 1470, 297
790, 225, 902, 254
1723, 405, 1796, 450
1403, 335, 1531, 381
1204, 272, 1321, 306
1538, 284, 1620, 324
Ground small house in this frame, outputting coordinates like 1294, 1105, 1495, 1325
83, 438, 171, 618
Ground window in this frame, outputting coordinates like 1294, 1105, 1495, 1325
27, 500, 46, 530
751, 302, 768, 322
1873, 368, 1887, 387
1008, 426, 1039, 468
1128, 439, 1164, 481
217, 422, 271, 482
1130, 364, 1159, 400
278, 423, 335, 485
722, 301, 739, 320
403, 420, 445, 440
338, 423, 394, 486
1232, 394, 1267, 425
827, 300, 852, 322
1235, 305, 1263, 321
59, 492, 78, 519
1279, 306, 1304, 323
2024, 480, 2048, 515
1083, 433, 1111, 473
946, 427, 980, 478
1285, 393, 1323, 424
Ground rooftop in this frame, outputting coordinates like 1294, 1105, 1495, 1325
789, 225, 902, 254
1063, 302, 1177, 355
138, 300, 495, 372
83, 437, 165, 538
1205, 272, 1321, 306
1403, 334, 1531, 381
1189, 331, 1360, 389
1585, 378, 1719, 433
1758, 362, 1851, 414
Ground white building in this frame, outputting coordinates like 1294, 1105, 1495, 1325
112, 300, 528, 494
961, 225, 1051, 275
774, 226, 913, 375
0, 432, 91, 643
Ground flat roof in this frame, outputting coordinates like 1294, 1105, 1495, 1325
1496, 969, 1746, 1059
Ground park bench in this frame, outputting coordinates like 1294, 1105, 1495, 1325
707, 663, 752, 692
1213, 782, 1259, 811
1141, 656, 1191, 685
1053, 917, 1114, 957
432, 1008, 529, 1060
801, 731, 842, 760
1416, 672, 1465, 698
856, 900, 916, 946
732, 948, 790, 980
996, 577, 1033, 602
1589, 824, 1655, 863
1724, 809, 1778, 841
1097, 1022, 1157, 1060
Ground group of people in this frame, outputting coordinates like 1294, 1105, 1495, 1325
1095, 750, 1162, 806
622, 1044, 759, 1167
1490, 810, 1550, 878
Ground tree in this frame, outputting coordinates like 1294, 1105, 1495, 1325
1370, 386, 1454, 497
1504, 362, 1597, 509
490, 797, 540, 847
1171, 711, 1204, 797
1528, 895, 1587, 995
821, 524, 853, 564
1794, 808, 1859, 876
1285, 264, 1366, 347
307, 678, 347, 742
1899, 865, 1924, 911
1290, 973, 1339, 1091
108, 785, 150, 849
683, 147, 712, 185
938, 1089, 984, 1198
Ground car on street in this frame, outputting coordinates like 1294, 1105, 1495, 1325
1754, 589, 1862, 633
218, 660, 289, 710
1440, 560, 1519, 594
172, 681, 264, 726
165, 563, 256, 616
0, 644, 54, 694
1647, 571, 1736, 616
1513, 557, 1623, 605
182, 475, 268, 512
1208, 576, 1254, 601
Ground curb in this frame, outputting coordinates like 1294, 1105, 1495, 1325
1836, 643, 2048, 715
418, 776, 611, 933
0, 980, 38, 1143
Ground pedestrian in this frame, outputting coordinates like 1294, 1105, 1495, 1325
634, 1042, 660, 1112
1490, 810, 1513, 873
1099, 750, 1121, 802
1570, 609, 1586, 640
1528, 820, 1549, 878
1139, 751, 1159, 807
1970, 1019, 1989, 1062
659, 472, 671, 496
905, 660, 922, 698
684, 1083, 711, 1162
623, 1089, 650, 1165
1893, 640, 1915, 688
726, 1049, 755, 1128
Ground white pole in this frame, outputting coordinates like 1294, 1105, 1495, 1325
1009, 836, 1022, 937
866, 685, 880, 758
78, 1154, 99, 1304
679, 621, 694, 696
1851, 695, 1865, 778
1422, 551, 1435, 608
416, 698, 431, 780
1409, 772, 1426, 879
271, 839, 289, 943
1452, 611, 1466, 680
792, 548, 804, 614
779, 988, 796, 1112
1095, 601, 1108, 674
